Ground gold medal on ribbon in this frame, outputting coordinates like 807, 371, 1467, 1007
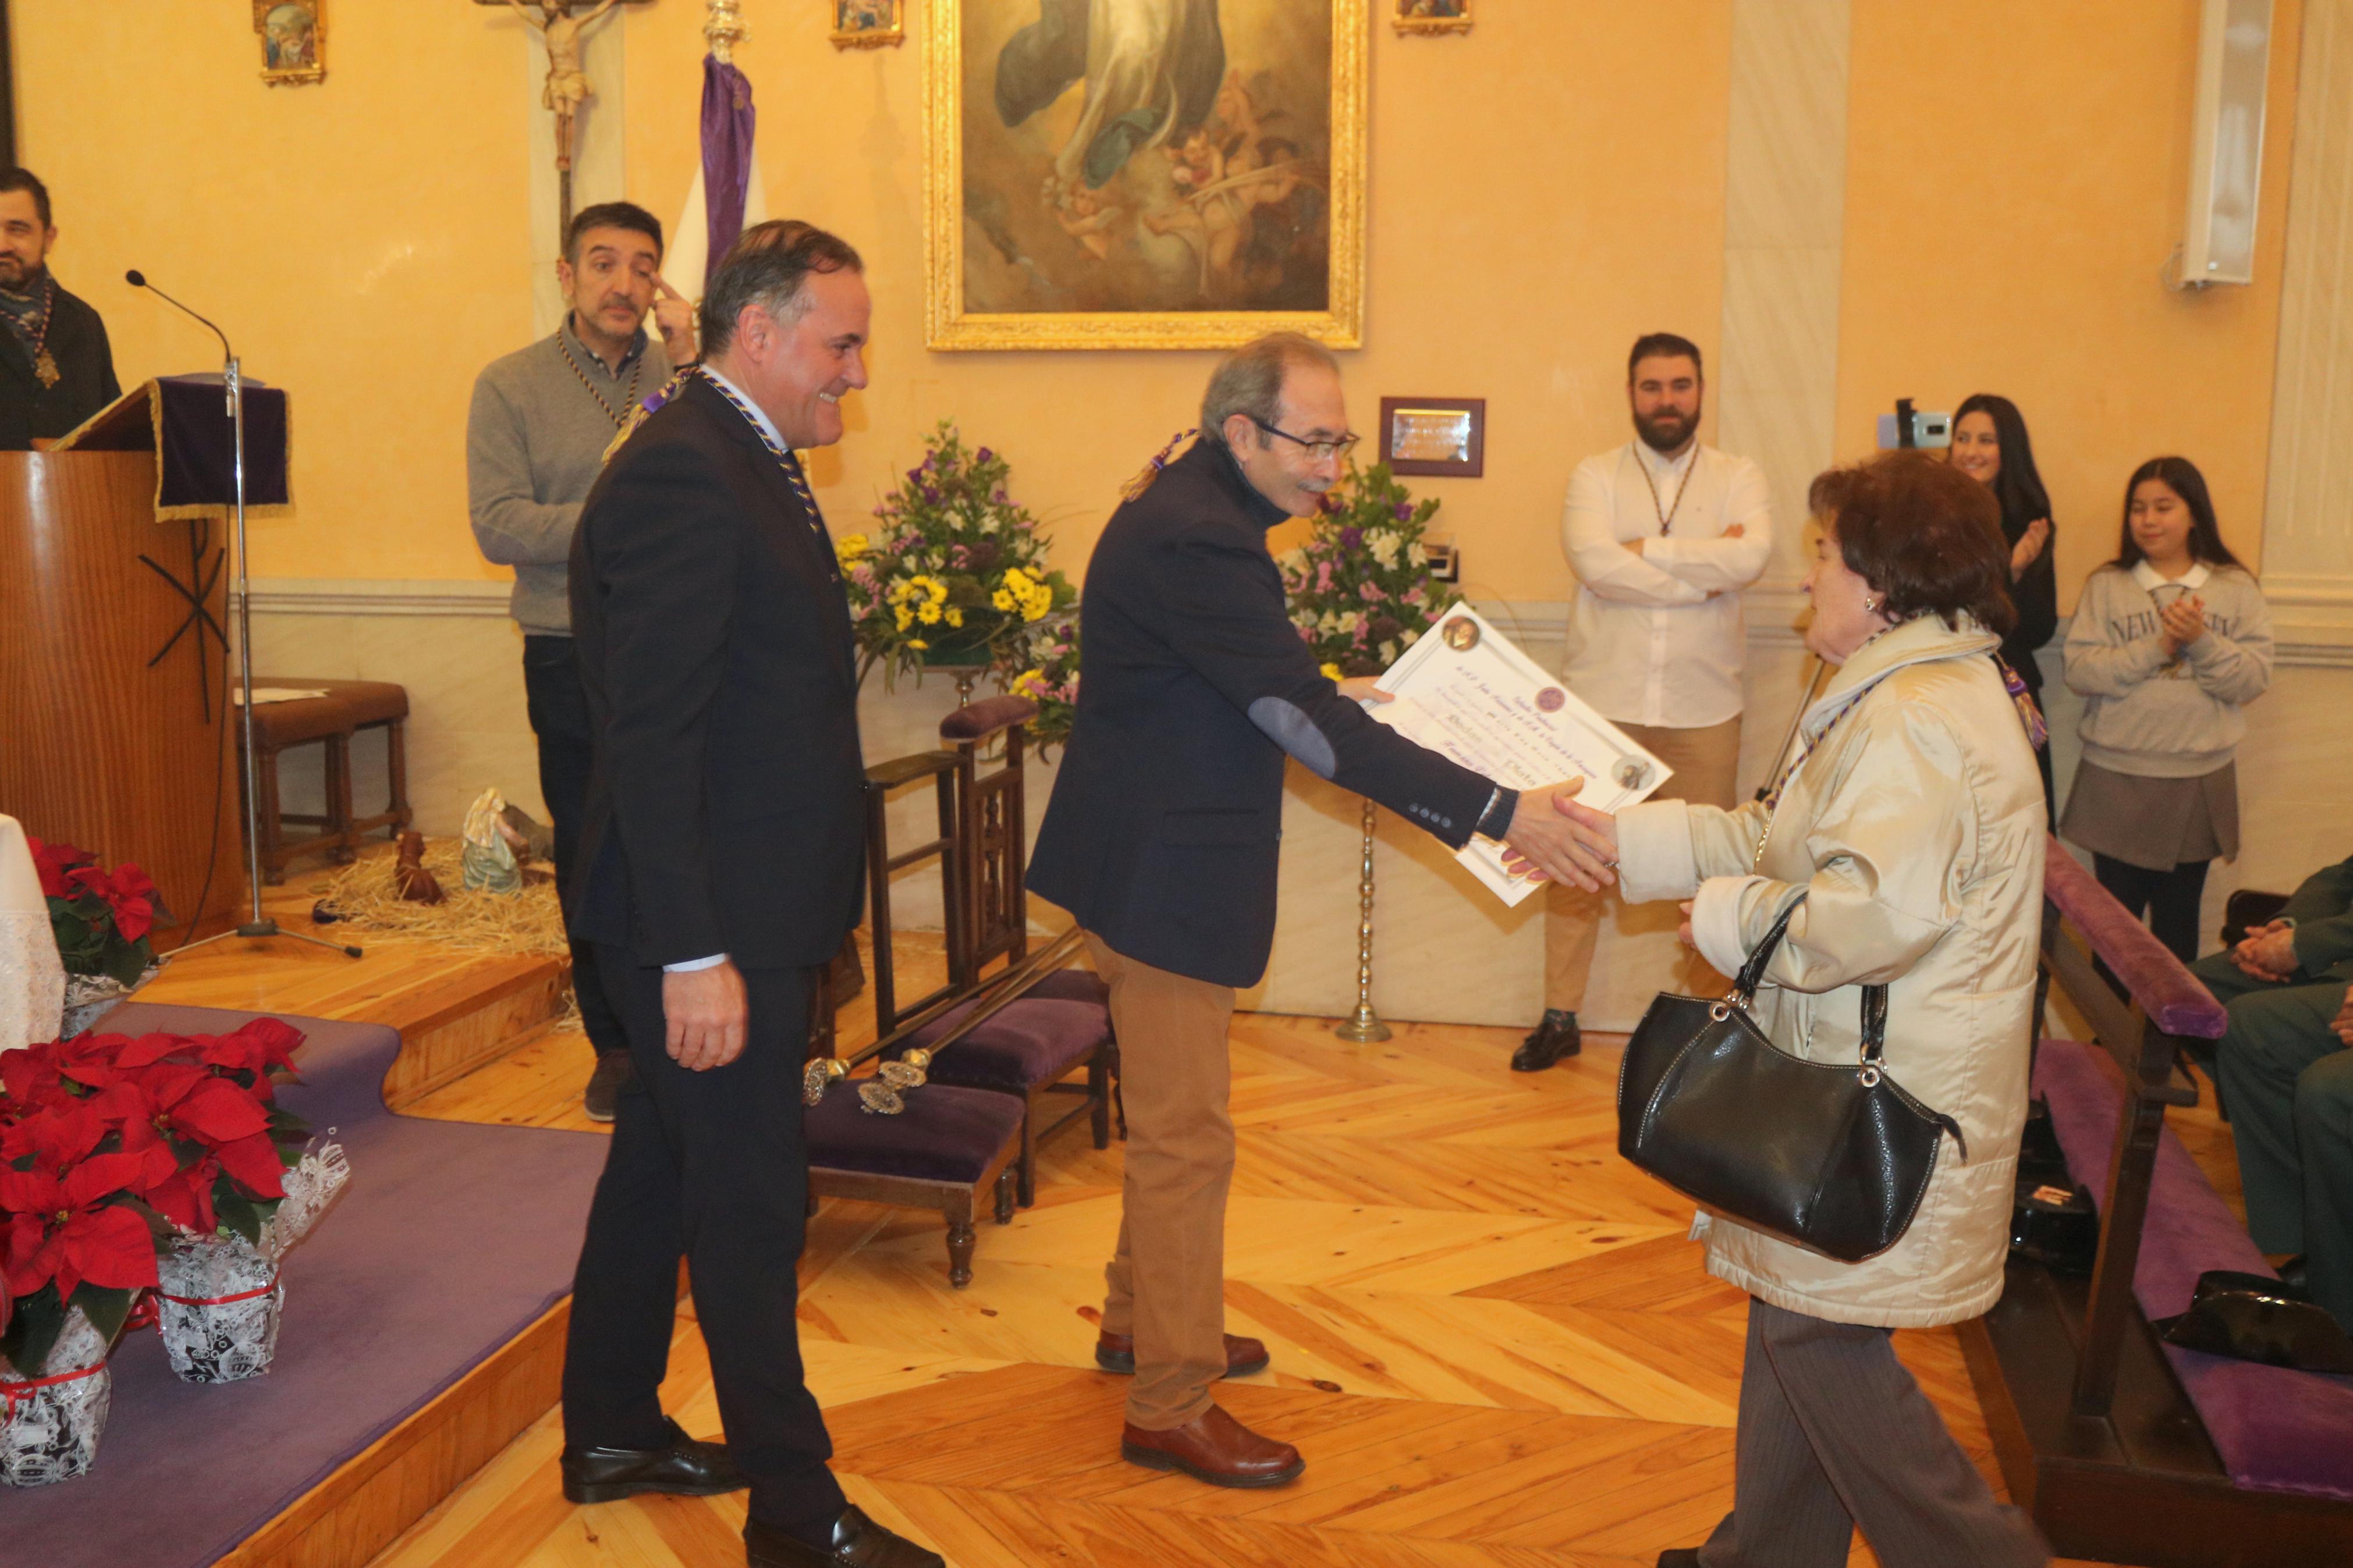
33, 349, 58, 389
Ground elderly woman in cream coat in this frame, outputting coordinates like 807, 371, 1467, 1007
1549, 453, 2051, 1568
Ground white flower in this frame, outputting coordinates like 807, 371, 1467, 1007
1318, 610, 1341, 634
1367, 529, 1402, 569
1276, 547, 1308, 575
1401, 627, 1421, 646
1408, 542, 1428, 568
1337, 610, 1362, 634
1379, 639, 1399, 665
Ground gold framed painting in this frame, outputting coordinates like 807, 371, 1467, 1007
254, 0, 325, 86
1391, 0, 1470, 35
926, 0, 1366, 351
832, 0, 906, 49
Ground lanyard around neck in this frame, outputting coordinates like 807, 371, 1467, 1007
1634, 445, 1693, 536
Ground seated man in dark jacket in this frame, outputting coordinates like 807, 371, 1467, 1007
2192, 852, 2353, 1329
1028, 332, 1600, 1488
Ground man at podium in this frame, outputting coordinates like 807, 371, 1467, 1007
0, 168, 119, 450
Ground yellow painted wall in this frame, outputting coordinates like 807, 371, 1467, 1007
620, 3, 1734, 595
10, 2, 2304, 610
14, 0, 535, 581
1838, 0, 2301, 603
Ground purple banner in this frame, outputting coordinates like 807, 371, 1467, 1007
701, 53, 757, 288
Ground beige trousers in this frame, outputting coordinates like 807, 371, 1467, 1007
1083, 931, 1238, 1430
1545, 714, 1744, 1013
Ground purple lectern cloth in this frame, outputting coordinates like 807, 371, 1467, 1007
3, 1004, 609, 1567
2036, 1038, 2353, 1501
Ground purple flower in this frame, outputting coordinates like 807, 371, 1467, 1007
1318, 491, 1342, 516
975, 447, 995, 464
922, 485, 943, 505
1338, 526, 1364, 552
991, 486, 1010, 505
1393, 502, 1412, 522
907, 465, 926, 484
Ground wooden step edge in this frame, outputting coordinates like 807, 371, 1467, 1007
218, 1298, 571, 1568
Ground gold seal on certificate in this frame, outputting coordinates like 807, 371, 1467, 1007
1368, 606, 1672, 905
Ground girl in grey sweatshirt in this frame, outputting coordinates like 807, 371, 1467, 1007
2060, 456, 2273, 962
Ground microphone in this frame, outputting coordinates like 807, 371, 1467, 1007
125, 268, 233, 363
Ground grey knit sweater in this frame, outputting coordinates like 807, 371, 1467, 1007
2063, 560, 2274, 778
466, 321, 672, 635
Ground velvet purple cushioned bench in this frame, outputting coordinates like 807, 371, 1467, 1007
2038, 1039, 2353, 1502
8, 1002, 609, 1568
1960, 840, 2353, 1567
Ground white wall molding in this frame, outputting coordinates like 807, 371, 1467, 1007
242, 578, 514, 618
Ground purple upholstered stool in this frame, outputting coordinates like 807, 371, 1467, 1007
890, 975, 1116, 1208
804, 1082, 1025, 1288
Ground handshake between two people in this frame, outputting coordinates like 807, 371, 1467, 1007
1497, 778, 1622, 894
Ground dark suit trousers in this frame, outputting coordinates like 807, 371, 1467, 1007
560, 947, 848, 1534
522, 635, 627, 1061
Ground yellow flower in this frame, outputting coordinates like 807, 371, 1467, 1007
918, 602, 942, 625
1012, 668, 1046, 696
991, 589, 1015, 612
1319, 662, 1344, 680
945, 607, 964, 628
909, 638, 929, 650
894, 606, 914, 632
835, 532, 869, 564
1021, 597, 1048, 623
1002, 567, 1032, 591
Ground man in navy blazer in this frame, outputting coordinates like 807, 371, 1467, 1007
559, 222, 943, 1568
1028, 332, 1596, 1487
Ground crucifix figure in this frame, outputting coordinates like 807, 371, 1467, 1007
503, 0, 622, 224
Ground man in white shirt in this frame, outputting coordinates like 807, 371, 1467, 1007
1516, 333, 1773, 1072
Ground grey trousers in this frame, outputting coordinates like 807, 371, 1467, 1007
1698, 1299, 2047, 1568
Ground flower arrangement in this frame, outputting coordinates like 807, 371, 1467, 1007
998, 612, 1082, 754
1277, 461, 1460, 679
0, 1019, 310, 1378
31, 840, 157, 992
837, 422, 1075, 685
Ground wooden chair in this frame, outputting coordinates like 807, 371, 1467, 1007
1960, 840, 2353, 1566
886, 697, 1117, 1207
800, 748, 1020, 1289
239, 679, 412, 882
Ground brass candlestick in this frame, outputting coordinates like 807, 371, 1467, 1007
1333, 798, 1391, 1043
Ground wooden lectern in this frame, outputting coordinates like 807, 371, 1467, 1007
0, 386, 244, 938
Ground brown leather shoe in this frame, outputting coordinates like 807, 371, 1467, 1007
1095, 1330, 1270, 1378
1121, 1404, 1304, 1488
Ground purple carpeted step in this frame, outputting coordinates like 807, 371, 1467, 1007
6, 1004, 611, 1568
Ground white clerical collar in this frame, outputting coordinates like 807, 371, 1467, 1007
701, 364, 792, 454
2132, 559, 2210, 595
1634, 439, 1698, 478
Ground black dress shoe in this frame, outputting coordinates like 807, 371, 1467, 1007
584, 1051, 631, 1123
560, 1417, 745, 1503
746, 1507, 945, 1567
1511, 1011, 1581, 1072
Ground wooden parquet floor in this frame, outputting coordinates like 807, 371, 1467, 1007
339, 936, 2202, 1568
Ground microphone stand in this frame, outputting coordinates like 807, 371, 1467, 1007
127, 272, 360, 962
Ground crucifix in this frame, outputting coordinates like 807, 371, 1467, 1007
477, 0, 653, 230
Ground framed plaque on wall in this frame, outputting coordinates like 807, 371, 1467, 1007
1379, 397, 1484, 478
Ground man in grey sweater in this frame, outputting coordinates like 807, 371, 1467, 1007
467, 200, 695, 1119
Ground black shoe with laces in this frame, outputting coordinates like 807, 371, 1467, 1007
583, 1051, 631, 1123
1511, 1010, 1581, 1073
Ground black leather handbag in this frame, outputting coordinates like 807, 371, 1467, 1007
1616, 897, 1968, 1263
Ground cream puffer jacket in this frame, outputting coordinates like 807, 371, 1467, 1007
1616, 616, 2045, 1328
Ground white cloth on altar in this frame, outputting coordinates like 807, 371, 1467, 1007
0, 814, 65, 1054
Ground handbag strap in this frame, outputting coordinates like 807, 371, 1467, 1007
1730, 892, 1898, 1076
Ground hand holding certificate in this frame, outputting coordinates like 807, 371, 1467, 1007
1369, 606, 1670, 905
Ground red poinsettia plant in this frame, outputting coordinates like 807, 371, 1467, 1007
0, 1019, 308, 1378
31, 837, 161, 990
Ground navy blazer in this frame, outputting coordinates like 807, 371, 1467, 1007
1028, 439, 1499, 988
566, 374, 865, 970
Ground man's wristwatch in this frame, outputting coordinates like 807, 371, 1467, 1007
1475, 785, 1517, 841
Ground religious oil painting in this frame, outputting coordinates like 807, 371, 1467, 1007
927, 0, 1367, 350
1392, 0, 1470, 34
254, 1, 325, 85
832, 0, 906, 49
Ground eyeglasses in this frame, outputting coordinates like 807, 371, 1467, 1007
1250, 416, 1360, 463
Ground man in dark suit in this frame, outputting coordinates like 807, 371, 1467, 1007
1027, 332, 1600, 1487
557, 221, 943, 1568
0, 168, 120, 450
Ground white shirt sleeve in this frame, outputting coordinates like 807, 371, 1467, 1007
663, 953, 729, 973
1645, 457, 1774, 594
1561, 460, 1708, 606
